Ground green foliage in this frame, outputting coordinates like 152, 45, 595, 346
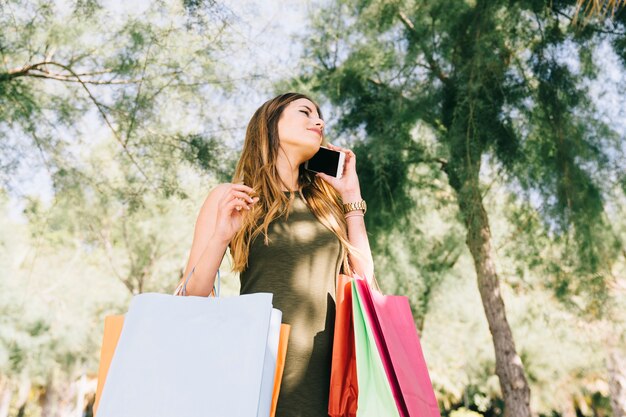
372, 161, 465, 328
299, 0, 626, 315
295, 0, 626, 412
0, 1, 247, 410
418, 184, 623, 415
0, 0, 239, 200
0, 192, 118, 386
0, 145, 221, 398
2, 0, 625, 414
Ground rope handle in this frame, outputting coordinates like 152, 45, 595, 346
173, 266, 220, 298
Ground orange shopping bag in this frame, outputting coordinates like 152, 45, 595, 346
328, 273, 359, 417
93, 315, 124, 414
271, 324, 291, 417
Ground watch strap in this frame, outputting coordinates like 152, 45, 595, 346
343, 199, 367, 214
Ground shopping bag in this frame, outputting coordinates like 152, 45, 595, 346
352, 280, 401, 417
93, 315, 124, 414
328, 274, 358, 417
354, 278, 440, 417
94, 314, 291, 417
96, 292, 281, 417
270, 324, 291, 417
259, 307, 283, 417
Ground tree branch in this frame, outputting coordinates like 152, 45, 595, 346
14, 71, 143, 85
408, 155, 448, 170
90, 224, 134, 294
11, 61, 152, 182
125, 40, 154, 147
397, 11, 450, 85
5, 62, 181, 84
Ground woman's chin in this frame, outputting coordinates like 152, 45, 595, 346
282, 139, 321, 162
302, 146, 320, 161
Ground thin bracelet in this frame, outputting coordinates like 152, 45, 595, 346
345, 212, 364, 219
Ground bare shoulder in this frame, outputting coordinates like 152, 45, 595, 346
208, 183, 233, 200
200, 183, 232, 211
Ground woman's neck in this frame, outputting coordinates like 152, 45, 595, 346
276, 151, 302, 192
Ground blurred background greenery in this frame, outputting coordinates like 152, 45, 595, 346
0, 0, 625, 416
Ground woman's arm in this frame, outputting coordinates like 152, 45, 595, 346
182, 183, 258, 296
314, 142, 375, 283
342, 190, 375, 283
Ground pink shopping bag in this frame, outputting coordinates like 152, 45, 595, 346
354, 278, 440, 417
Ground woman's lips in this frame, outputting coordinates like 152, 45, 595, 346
307, 128, 322, 136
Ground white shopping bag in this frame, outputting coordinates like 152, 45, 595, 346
258, 307, 282, 417
96, 292, 281, 417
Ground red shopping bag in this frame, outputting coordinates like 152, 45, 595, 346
328, 274, 358, 417
354, 278, 440, 417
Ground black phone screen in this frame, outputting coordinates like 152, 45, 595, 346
306, 147, 340, 176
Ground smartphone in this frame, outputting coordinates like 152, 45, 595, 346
305, 146, 346, 179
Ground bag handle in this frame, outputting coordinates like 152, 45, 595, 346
173, 266, 220, 298
344, 258, 381, 292
352, 271, 381, 293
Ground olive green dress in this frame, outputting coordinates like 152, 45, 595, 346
240, 191, 343, 417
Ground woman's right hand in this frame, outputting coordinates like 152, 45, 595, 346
212, 183, 259, 244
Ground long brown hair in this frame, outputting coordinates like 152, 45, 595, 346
229, 92, 363, 275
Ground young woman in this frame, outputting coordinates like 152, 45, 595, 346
182, 92, 374, 416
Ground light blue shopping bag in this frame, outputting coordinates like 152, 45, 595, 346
96, 292, 281, 417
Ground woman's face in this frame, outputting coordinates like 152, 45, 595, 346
277, 98, 325, 161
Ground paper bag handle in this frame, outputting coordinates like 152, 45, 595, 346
173, 267, 220, 298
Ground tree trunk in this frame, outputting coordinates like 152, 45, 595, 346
14, 375, 30, 417
608, 348, 626, 417
560, 395, 577, 417
0, 376, 12, 417
455, 176, 532, 417
39, 376, 59, 417
74, 373, 88, 417
56, 379, 76, 417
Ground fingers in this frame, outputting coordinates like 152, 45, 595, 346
226, 196, 258, 212
326, 143, 355, 158
315, 171, 336, 185
222, 184, 257, 204
230, 183, 257, 196
228, 190, 257, 204
220, 183, 260, 212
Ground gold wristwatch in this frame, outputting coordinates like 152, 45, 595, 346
343, 199, 367, 214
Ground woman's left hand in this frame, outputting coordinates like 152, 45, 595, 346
315, 143, 362, 201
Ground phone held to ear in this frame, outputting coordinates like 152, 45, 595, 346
304, 146, 346, 179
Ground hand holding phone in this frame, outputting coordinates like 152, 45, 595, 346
304, 146, 346, 179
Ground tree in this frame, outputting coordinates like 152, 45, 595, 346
0, 0, 244, 412
1, 0, 237, 200
296, 0, 626, 415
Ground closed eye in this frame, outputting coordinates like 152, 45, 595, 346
300, 110, 310, 116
